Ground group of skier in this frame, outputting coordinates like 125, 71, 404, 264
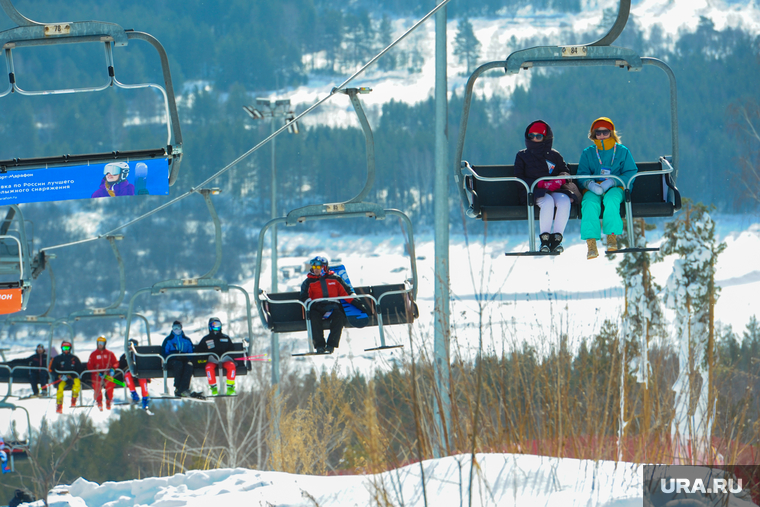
11, 316, 242, 413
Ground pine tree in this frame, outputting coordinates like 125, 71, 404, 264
657, 201, 726, 464
453, 17, 481, 74
377, 14, 396, 71
616, 219, 665, 436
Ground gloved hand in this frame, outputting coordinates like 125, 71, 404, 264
587, 182, 604, 195
599, 179, 616, 192
109, 368, 115, 377
60, 375, 68, 381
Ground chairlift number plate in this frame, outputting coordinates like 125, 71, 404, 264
561, 46, 587, 57
325, 204, 345, 213
44, 24, 71, 36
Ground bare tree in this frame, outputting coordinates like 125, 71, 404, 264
20, 414, 96, 506
728, 99, 760, 204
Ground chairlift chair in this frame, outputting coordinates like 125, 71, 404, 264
254, 87, 419, 356
0, 400, 31, 472
0, 0, 183, 188
0, 205, 35, 312
455, 0, 681, 256
124, 189, 255, 397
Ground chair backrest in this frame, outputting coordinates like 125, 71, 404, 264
262, 284, 417, 333
132, 343, 249, 379
467, 160, 679, 221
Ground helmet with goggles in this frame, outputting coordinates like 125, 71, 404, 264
103, 161, 130, 183
308, 256, 328, 269
209, 317, 222, 332
96, 336, 107, 345
61, 341, 72, 352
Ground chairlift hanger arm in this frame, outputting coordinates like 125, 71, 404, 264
587, 0, 630, 47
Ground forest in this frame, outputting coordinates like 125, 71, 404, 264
1, 0, 760, 501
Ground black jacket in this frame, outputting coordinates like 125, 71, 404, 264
196, 331, 235, 362
26, 351, 48, 369
513, 120, 575, 205
48, 352, 83, 379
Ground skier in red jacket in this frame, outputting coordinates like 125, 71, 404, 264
87, 336, 119, 410
299, 256, 359, 354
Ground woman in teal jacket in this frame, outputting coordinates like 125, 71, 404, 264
577, 117, 638, 259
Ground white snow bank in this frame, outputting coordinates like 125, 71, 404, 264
44, 453, 646, 507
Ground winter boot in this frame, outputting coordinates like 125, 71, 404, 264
210, 384, 218, 396
226, 380, 236, 395
71, 396, 78, 408
97, 401, 103, 412
607, 233, 618, 252
550, 233, 564, 253
56, 403, 63, 414
539, 233, 551, 253
131, 391, 140, 404
142, 397, 150, 410
106, 398, 112, 410
586, 239, 599, 260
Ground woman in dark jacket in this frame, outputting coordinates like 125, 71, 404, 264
513, 120, 580, 253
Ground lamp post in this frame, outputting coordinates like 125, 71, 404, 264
243, 99, 299, 294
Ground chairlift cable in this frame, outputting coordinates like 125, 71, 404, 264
37, 0, 453, 255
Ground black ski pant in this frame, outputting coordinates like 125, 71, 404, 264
168, 358, 194, 394
308, 303, 345, 349
29, 368, 48, 396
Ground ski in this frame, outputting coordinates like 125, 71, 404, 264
505, 251, 561, 257
209, 394, 238, 398
292, 351, 333, 357
604, 247, 660, 254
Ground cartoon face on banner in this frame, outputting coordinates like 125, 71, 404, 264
0, 158, 169, 205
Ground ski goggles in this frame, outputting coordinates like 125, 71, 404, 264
311, 264, 323, 270
527, 133, 544, 140
594, 129, 611, 137
210, 321, 222, 331
61, 345, 71, 352
172, 325, 182, 332
104, 165, 122, 176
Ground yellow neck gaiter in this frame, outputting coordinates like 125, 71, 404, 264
106, 182, 115, 197
593, 138, 616, 151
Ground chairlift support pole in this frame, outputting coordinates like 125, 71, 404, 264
433, 4, 451, 459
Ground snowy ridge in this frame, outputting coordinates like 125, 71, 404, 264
286, 0, 760, 129
43, 454, 646, 507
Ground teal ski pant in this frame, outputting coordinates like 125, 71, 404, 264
580, 187, 625, 240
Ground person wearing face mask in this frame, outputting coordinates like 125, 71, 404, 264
160, 320, 195, 397
197, 317, 238, 396
577, 117, 639, 259
299, 256, 359, 354
91, 161, 135, 198
514, 120, 581, 254
119, 339, 152, 411
25, 343, 49, 397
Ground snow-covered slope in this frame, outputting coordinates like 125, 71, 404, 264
288, 0, 760, 128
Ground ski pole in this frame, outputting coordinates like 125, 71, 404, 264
235, 354, 268, 361
40, 379, 62, 390
104, 375, 126, 388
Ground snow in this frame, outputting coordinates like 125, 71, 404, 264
282, 0, 760, 129
40, 454, 648, 507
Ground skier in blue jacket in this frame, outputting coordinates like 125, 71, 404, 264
160, 320, 195, 396
577, 117, 638, 259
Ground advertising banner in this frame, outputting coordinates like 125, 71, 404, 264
0, 288, 23, 314
0, 158, 169, 205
